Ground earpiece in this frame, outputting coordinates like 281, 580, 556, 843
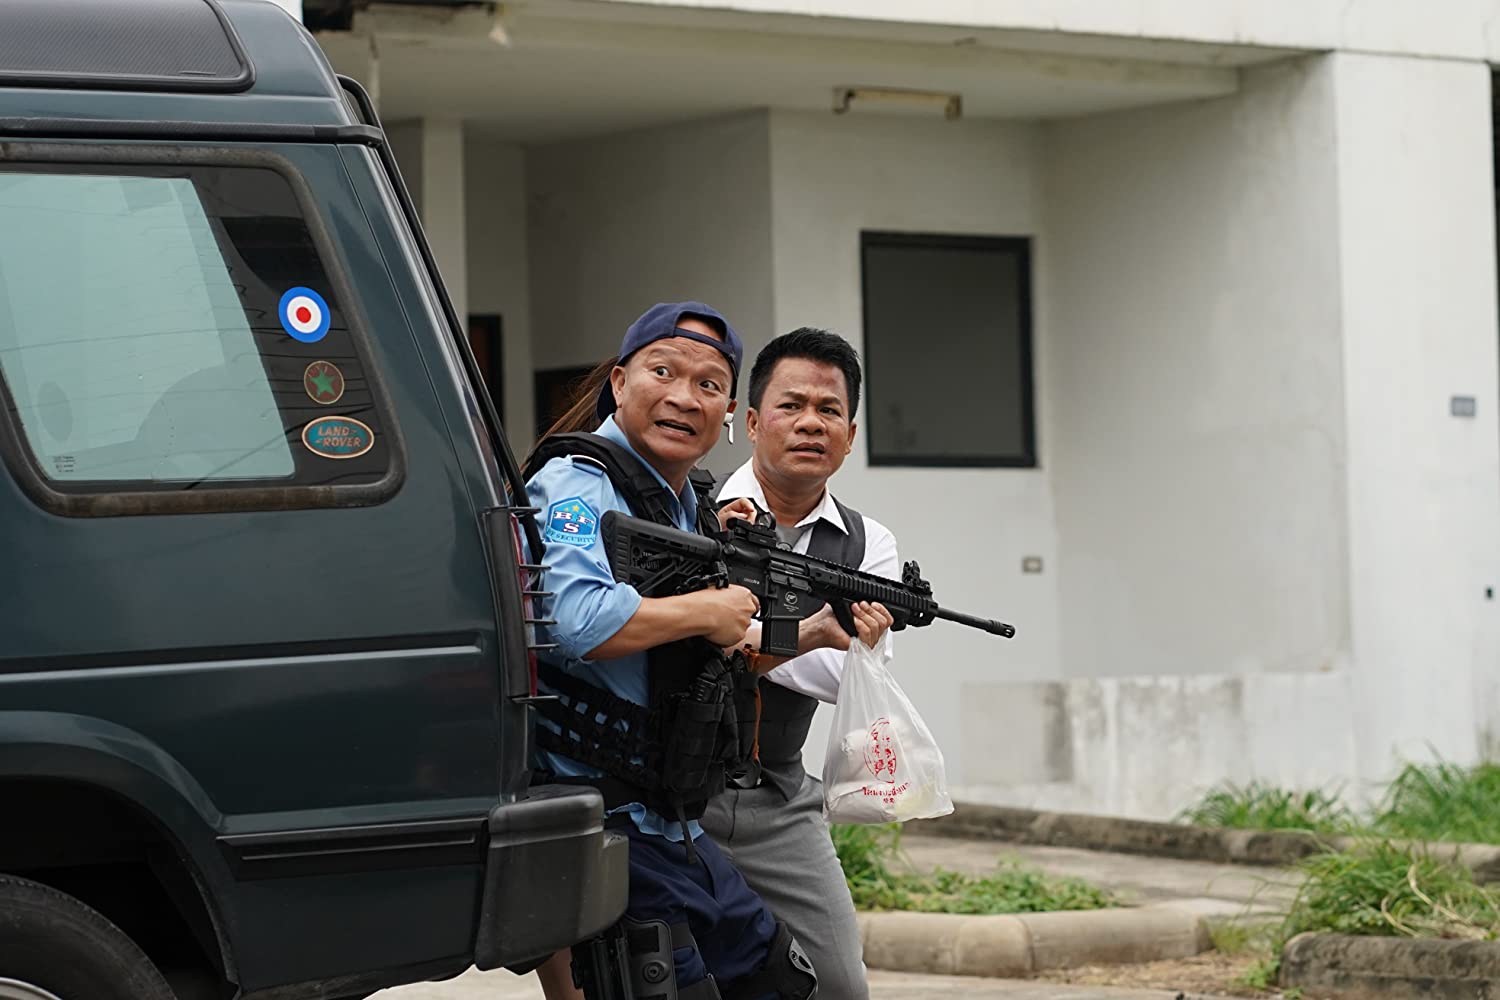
724, 412, 735, 444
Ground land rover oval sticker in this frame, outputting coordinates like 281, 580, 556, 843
302, 416, 374, 459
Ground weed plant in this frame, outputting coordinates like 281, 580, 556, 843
1178, 781, 1353, 834
1371, 761, 1500, 845
1182, 760, 1500, 847
830, 823, 1114, 915
1282, 840, 1500, 941
1234, 840, 1500, 988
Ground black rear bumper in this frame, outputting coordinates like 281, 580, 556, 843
473, 783, 628, 969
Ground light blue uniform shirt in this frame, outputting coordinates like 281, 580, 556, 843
526, 415, 703, 841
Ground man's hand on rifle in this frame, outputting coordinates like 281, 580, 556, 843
716, 497, 758, 531
687, 585, 762, 647
804, 601, 894, 652
730, 601, 896, 672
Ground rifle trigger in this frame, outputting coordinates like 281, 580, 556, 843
832, 599, 857, 637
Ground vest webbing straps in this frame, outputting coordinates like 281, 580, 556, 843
527, 431, 753, 856
525, 432, 721, 537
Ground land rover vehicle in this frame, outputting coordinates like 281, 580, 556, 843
0, 1, 625, 997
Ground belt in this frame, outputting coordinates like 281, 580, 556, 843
726, 756, 804, 794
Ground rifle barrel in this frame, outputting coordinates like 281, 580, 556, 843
936, 606, 1016, 639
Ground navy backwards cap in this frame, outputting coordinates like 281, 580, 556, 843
596, 301, 744, 419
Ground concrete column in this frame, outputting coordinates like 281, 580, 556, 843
384, 122, 423, 211
465, 137, 535, 457
1329, 53, 1500, 777
419, 118, 469, 323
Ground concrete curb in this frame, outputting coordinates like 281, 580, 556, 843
1279, 932, 1500, 998
857, 903, 1211, 978
911, 803, 1500, 881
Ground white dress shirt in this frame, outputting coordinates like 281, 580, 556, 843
716, 460, 900, 704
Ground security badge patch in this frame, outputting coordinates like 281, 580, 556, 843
544, 497, 600, 547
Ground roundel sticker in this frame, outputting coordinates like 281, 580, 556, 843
279, 286, 331, 343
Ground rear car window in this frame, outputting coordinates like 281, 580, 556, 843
0, 160, 395, 511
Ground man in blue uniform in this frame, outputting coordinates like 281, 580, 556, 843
525, 303, 883, 1000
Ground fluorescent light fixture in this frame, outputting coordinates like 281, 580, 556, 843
833, 86, 962, 120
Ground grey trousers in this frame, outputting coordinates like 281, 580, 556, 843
700, 771, 869, 1000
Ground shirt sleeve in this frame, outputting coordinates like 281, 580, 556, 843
526, 458, 643, 662
763, 516, 900, 703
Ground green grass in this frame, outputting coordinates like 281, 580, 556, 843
1371, 761, 1500, 845
830, 823, 1115, 915
1206, 918, 1277, 956
1180, 766, 1500, 989
1177, 780, 1353, 834
1281, 840, 1500, 941
1180, 760, 1500, 848
1235, 840, 1500, 988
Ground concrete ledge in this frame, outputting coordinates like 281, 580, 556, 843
858, 904, 1210, 978
1280, 932, 1500, 998
911, 803, 1500, 880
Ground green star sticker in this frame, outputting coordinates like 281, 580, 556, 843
310, 368, 338, 399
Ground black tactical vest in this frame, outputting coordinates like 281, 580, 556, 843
523, 433, 757, 840
723, 490, 867, 800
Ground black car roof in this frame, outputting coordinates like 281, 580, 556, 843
0, 0, 356, 130
0, 0, 253, 93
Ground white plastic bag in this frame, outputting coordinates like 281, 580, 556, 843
821, 633, 954, 824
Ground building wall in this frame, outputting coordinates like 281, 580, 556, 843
955, 671, 1359, 817
956, 52, 1500, 817
526, 111, 775, 454
1045, 57, 1348, 684
1329, 52, 1500, 778
465, 137, 536, 457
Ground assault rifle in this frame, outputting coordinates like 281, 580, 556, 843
600, 510, 1015, 657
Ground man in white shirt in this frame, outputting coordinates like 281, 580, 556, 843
705, 328, 899, 1000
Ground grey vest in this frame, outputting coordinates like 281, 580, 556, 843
732, 494, 867, 799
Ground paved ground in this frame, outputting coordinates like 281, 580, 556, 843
376, 967, 1239, 999
374, 832, 1301, 1000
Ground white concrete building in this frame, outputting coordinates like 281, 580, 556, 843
304, 0, 1500, 819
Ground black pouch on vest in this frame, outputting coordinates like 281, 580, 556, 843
661, 693, 727, 795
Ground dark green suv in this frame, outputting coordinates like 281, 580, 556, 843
0, 1, 625, 998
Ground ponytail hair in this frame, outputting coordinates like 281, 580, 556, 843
523, 355, 619, 472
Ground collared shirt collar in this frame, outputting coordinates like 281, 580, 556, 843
716, 459, 847, 534
595, 415, 698, 515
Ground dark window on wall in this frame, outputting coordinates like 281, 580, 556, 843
533, 365, 596, 439
860, 232, 1036, 467
467, 313, 504, 415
